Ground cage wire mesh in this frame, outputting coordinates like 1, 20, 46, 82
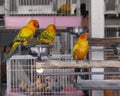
4, 0, 79, 16
6, 54, 120, 96
50, 36, 61, 54
6, 55, 85, 96
6, 55, 37, 96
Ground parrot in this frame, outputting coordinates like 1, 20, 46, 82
57, 3, 71, 16
29, 24, 56, 47
2, 20, 39, 62
72, 32, 89, 87
72, 32, 89, 60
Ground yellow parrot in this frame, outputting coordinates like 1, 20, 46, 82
72, 32, 89, 60
2, 20, 39, 62
57, 3, 71, 16
30, 24, 56, 47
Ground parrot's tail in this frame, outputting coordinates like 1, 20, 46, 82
30, 40, 40, 47
26, 41, 40, 55
2, 42, 22, 63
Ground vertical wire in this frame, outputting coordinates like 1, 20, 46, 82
42, 0, 43, 16
13, 0, 14, 15
19, 0, 21, 16
31, 0, 33, 17
34, 59, 36, 95
11, 59, 14, 89
34, 0, 36, 16
23, 0, 25, 16
31, 59, 32, 84
36, 0, 38, 16
14, 57, 16, 91
46, 0, 47, 16
9, 0, 10, 15
29, 59, 31, 92
18, 0, 21, 16
31, 0, 34, 19
44, 0, 49, 16
10, 0, 12, 15
0, 39, 1, 96
16, 0, 18, 16
40, 0, 41, 16
14, 0, 16, 15
53, 0, 56, 25
39, 0, 40, 16
21, 0, 22, 16
26, 0, 28, 16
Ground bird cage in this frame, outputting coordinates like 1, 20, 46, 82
50, 36, 61, 54
5, 53, 120, 96
6, 55, 37, 96
4, 0, 79, 16
0, 0, 4, 15
6, 54, 84, 96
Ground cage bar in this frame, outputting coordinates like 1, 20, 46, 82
4, 0, 80, 16
5, 54, 120, 96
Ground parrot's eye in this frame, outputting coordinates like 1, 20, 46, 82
53, 25, 56, 30
51, 25, 56, 30
80, 33, 89, 38
33, 21, 39, 28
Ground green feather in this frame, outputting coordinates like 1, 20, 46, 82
2, 42, 21, 63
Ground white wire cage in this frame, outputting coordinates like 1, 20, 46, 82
4, 0, 79, 16
6, 55, 37, 96
0, 0, 4, 15
6, 55, 84, 96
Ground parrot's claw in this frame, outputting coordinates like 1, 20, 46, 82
47, 55, 52, 60
26, 45, 30, 50
26, 45, 32, 53
76, 60, 79, 64
37, 56, 42, 61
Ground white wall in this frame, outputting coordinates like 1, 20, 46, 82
89, 0, 104, 38
89, 0, 105, 96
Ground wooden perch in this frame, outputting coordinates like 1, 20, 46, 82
36, 60, 120, 68
76, 80, 120, 90
89, 38, 120, 47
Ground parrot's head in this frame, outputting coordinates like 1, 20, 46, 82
27, 20, 39, 29
79, 32, 89, 39
47, 24, 56, 31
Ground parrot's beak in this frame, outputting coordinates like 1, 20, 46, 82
84, 33, 90, 40
85, 33, 89, 38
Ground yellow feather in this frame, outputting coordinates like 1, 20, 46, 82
2, 20, 39, 62
72, 32, 89, 60
58, 3, 71, 15
30, 24, 56, 47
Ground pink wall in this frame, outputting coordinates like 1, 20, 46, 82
5, 16, 81, 29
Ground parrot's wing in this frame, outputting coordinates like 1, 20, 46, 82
73, 39, 89, 60
2, 42, 21, 63
41, 29, 55, 42
39, 29, 55, 40
29, 30, 48, 47
30, 29, 55, 47
13, 27, 33, 45
72, 43, 79, 57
